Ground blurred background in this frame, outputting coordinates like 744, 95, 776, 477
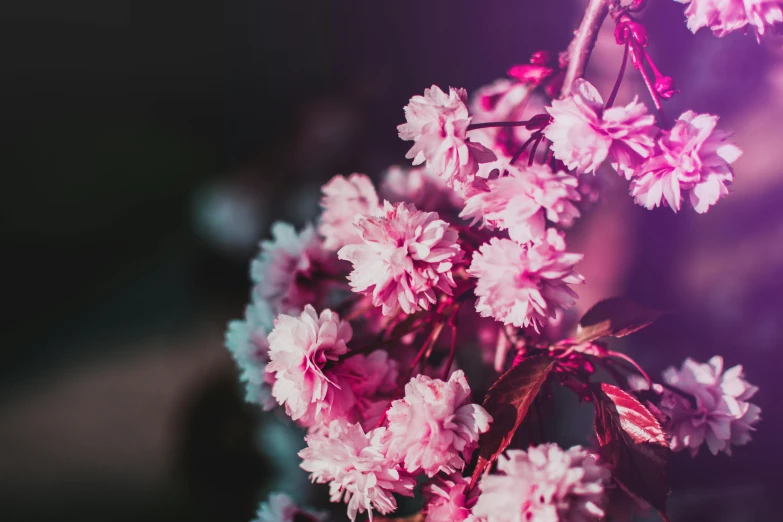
1, 1, 782, 521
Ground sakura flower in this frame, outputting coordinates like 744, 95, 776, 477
659, 355, 761, 456
398, 85, 496, 190
225, 300, 277, 409
544, 79, 656, 177
385, 370, 492, 477
266, 305, 352, 426
423, 473, 479, 522
468, 230, 584, 331
630, 110, 742, 213
675, 0, 783, 39
473, 444, 610, 522
338, 201, 464, 316
380, 165, 463, 214
299, 420, 415, 521
251, 222, 331, 315
319, 173, 381, 251
254, 492, 327, 522
460, 163, 581, 244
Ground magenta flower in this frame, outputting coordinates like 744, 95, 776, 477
254, 493, 326, 522
544, 79, 656, 177
299, 420, 415, 521
319, 173, 381, 251
660, 355, 761, 456
473, 444, 610, 522
266, 305, 352, 426
398, 85, 496, 190
675, 0, 783, 39
380, 165, 463, 214
423, 473, 479, 522
630, 110, 742, 213
460, 163, 581, 244
385, 370, 492, 477
338, 201, 463, 316
468, 230, 584, 331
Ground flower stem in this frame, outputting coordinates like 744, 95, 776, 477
604, 40, 629, 109
467, 120, 532, 131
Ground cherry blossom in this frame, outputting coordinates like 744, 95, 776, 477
468, 230, 584, 331
380, 165, 463, 214
338, 201, 463, 316
254, 493, 326, 522
630, 110, 742, 213
299, 420, 415, 521
385, 370, 492, 477
398, 85, 496, 190
659, 355, 761, 456
675, 0, 783, 39
423, 473, 479, 522
319, 173, 381, 251
473, 444, 610, 522
544, 79, 656, 177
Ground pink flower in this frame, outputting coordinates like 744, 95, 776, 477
544, 79, 656, 177
423, 473, 479, 522
460, 164, 581, 244
252, 222, 331, 315
225, 301, 277, 409
659, 355, 761, 456
254, 493, 326, 522
385, 370, 492, 477
398, 85, 496, 190
675, 0, 783, 39
630, 110, 742, 213
266, 305, 352, 426
299, 420, 415, 521
338, 201, 464, 316
380, 165, 463, 214
331, 349, 400, 430
473, 444, 610, 522
468, 230, 584, 331
319, 173, 381, 251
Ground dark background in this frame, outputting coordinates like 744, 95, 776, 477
1, 1, 782, 521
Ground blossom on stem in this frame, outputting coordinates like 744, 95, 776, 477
385, 370, 492, 477
423, 473, 479, 522
338, 201, 463, 316
225, 301, 277, 409
460, 163, 581, 244
299, 420, 415, 521
544, 79, 656, 177
468, 230, 584, 331
473, 444, 610, 522
659, 355, 761, 456
253, 493, 327, 522
319, 173, 381, 251
675, 0, 783, 39
398, 85, 496, 190
630, 110, 742, 213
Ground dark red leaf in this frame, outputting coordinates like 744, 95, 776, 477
470, 355, 555, 488
592, 383, 670, 514
574, 298, 665, 344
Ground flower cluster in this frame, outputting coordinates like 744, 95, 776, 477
675, 0, 783, 39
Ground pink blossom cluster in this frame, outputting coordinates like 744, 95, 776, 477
675, 0, 783, 39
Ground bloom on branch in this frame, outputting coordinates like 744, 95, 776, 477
339, 201, 463, 316
225, 301, 277, 409
675, 0, 783, 39
473, 444, 610, 522
468, 230, 584, 331
319, 173, 381, 251
460, 163, 581, 244
659, 355, 761, 456
253, 493, 326, 522
299, 420, 415, 521
385, 370, 492, 477
398, 85, 496, 190
266, 305, 352, 426
544, 79, 656, 177
630, 110, 742, 213
423, 473, 479, 522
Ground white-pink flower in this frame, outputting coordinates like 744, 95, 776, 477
266, 305, 352, 426
675, 0, 783, 39
338, 201, 464, 316
468, 230, 584, 331
252, 222, 331, 315
423, 473, 479, 522
385, 370, 492, 477
398, 85, 496, 190
473, 444, 610, 522
299, 420, 415, 521
254, 493, 327, 522
380, 165, 463, 214
460, 163, 581, 244
659, 355, 761, 456
331, 349, 400, 430
544, 79, 656, 177
630, 110, 742, 213
319, 173, 381, 251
